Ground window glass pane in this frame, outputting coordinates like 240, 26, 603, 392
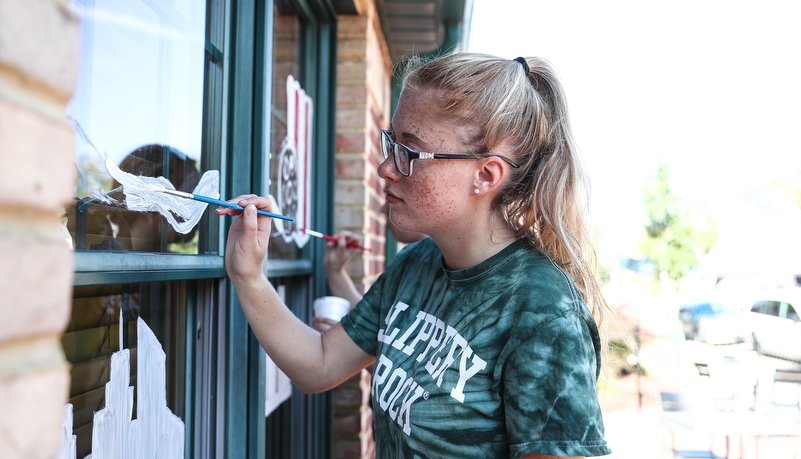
64, 282, 188, 458
268, 3, 302, 261
66, 0, 209, 254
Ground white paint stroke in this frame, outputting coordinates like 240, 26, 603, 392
57, 404, 77, 459
71, 317, 185, 459
271, 75, 313, 248
105, 157, 220, 235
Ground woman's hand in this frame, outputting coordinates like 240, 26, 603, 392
218, 194, 274, 284
323, 231, 364, 306
323, 231, 362, 274
312, 316, 338, 333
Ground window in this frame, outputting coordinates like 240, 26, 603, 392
67, 0, 212, 255
781, 302, 799, 322
65, 282, 189, 458
752, 300, 781, 317
267, 3, 302, 261
64, 0, 226, 456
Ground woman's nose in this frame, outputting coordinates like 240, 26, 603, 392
377, 152, 400, 180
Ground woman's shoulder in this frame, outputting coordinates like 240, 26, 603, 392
390, 237, 439, 267
500, 245, 586, 314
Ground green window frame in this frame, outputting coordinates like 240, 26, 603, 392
70, 0, 229, 457
224, 0, 338, 458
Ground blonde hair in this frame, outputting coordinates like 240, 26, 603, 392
402, 53, 613, 351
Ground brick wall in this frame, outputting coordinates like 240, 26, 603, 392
333, 2, 392, 458
0, 0, 80, 458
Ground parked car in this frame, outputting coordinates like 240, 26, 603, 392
749, 291, 801, 362
678, 301, 747, 344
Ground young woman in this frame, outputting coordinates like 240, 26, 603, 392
219, 53, 612, 458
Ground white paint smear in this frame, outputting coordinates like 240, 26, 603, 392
105, 157, 220, 234
57, 404, 77, 459
82, 318, 184, 459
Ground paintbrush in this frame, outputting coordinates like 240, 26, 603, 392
150, 187, 294, 221
301, 228, 370, 251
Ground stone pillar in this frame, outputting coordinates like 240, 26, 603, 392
333, 2, 392, 458
0, 1, 80, 457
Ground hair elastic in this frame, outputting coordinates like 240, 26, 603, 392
513, 57, 529, 76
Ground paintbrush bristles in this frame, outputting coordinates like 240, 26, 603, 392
159, 188, 194, 199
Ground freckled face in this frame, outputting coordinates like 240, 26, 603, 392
379, 88, 476, 236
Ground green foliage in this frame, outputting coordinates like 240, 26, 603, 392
641, 161, 718, 282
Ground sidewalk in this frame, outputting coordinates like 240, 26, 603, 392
599, 373, 801, 458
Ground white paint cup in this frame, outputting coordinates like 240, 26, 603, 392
313, 296, 351, 321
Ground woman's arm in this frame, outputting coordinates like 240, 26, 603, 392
219, 196, 374, 393
323, 232, 364, 306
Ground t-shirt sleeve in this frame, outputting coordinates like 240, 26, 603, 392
503, 312, 611, 458
340, 269, 386, 356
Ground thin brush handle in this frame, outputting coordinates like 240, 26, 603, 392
303, 229, 370, 251
160, 188, 294, 221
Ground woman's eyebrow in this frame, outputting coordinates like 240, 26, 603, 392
398, 131, 420, 141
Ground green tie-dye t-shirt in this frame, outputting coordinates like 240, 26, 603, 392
340, 238, 611, 458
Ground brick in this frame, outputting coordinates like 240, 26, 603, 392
0, 98, 76, 212
333, 384, 362, 408
332, 437, 361, 459
335, 156, 369, 179
338, 37, 367, 61
274, 38, 300, 60
334, 181, 368, 206
0, 0, 81, 98
337, 84, 368, 106
0, 363, 70, 459
335, 132, 367, 155
337, 58, 367, 84
336, 107, 368, 130
335, 206, 366, 231
345, 253, 365, 278
338, 16, 368, 37
337, 61, 367, 82
0, 233, 73, 342
333, 411, 360, 434
273, 13, 299, 35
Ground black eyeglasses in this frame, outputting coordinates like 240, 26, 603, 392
380, 129, 520, 177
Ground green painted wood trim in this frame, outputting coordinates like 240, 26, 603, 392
293, 0, 336, 24
224, 0, 257, 457
73, 253, 225, 286
183, 282, 197, 459
248, 333, 267, 459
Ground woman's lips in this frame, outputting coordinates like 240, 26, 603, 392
385, 190, 401, 205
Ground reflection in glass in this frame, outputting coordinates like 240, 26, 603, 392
66, 0, 208, 253
268, 4, 302, 260
67, 144, 201, 252
64, 282, 188, 458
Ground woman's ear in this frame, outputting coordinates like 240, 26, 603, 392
474, 157, 508, 195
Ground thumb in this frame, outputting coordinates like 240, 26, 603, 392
242, 204, 259, 235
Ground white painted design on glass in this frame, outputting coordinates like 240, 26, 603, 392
58, 318, 184, 459
265, 285, 293, 416
272, 75, 313, 247
104, 157, 220, 234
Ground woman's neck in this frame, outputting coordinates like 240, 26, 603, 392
430, 217, 518, 270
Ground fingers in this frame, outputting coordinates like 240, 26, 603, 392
331, 231, 364, 247
215, 194, 268, 216
312, 316, 338, 333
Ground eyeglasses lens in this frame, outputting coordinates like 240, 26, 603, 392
381, 131, 410, 176
395, 145, 410, 175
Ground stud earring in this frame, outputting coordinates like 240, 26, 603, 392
474, 188, 480, 195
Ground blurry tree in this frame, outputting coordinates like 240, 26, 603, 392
641, 161, 718, 282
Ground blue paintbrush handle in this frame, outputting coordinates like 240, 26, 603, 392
191, 194, 294, 221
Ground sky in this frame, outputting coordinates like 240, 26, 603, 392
468, 0, 801, 282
